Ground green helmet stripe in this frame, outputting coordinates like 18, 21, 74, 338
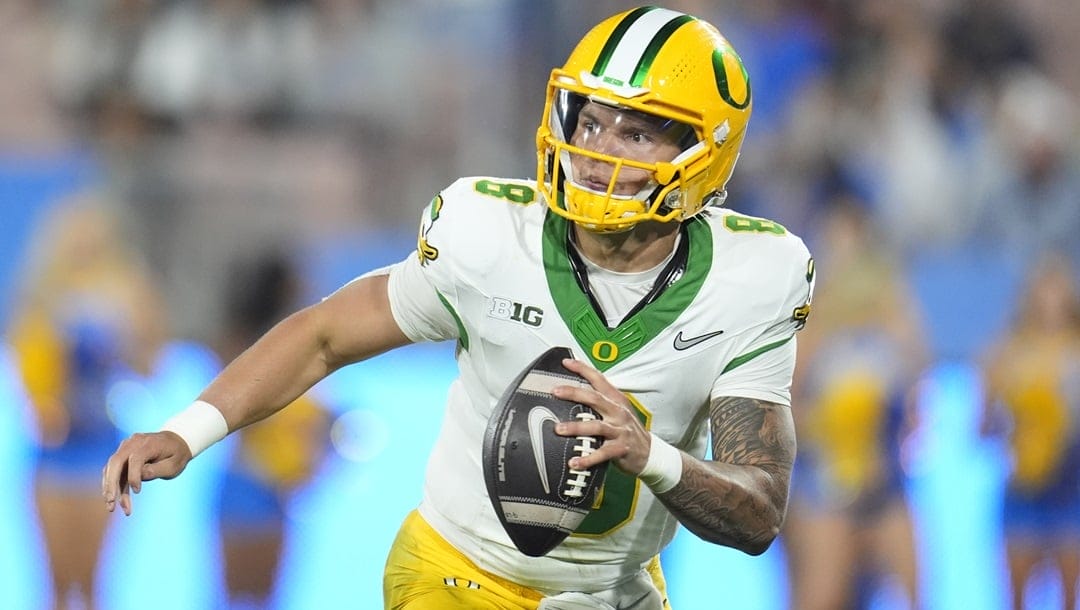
629, 14, 695, 87
591, 6, 656, 77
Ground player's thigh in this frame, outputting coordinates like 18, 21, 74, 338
384, 510, 541, 610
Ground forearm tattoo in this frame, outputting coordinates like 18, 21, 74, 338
657, 396, 796, 553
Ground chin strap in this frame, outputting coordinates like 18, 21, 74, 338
565, 221, 688, 329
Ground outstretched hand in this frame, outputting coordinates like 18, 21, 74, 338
551, 358, 651, 476
101, 431, 193, 516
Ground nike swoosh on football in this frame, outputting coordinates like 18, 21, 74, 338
528, 406, 560, 494
673, 329, 725, 350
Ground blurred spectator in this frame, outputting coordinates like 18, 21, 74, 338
784, 197, 929, 610
128, 0, 281, 122
48, 0, 154, 122
831, 2, 989, 253
976, 67, 1080, 270
6, 195, 168, 609
0, 2, 69, 148
215, 250, 331, 610
980, 253, 1080, 610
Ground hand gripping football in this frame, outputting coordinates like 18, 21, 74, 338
482, 346, 608, 557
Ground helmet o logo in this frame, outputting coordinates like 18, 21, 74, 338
591, 341, 619, 362
712, 49, 751, 110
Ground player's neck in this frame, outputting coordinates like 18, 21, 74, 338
571, 221, 680, 273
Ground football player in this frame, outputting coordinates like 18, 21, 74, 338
102, 7, 815, 609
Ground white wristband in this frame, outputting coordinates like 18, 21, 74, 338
638, 433, 683, 494
160, 400, 229, 458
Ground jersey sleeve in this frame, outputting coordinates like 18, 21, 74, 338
711, 333, 798, 405
381, 181, 496, 344
386, 254, 460, 343
711, 244, 815, 406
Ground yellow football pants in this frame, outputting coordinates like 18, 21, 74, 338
383, 510, 671, 609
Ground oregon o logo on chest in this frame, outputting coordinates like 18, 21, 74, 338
488, 297, 544, 327
591, 341, 619, 362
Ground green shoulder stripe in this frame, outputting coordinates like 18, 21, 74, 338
721, 336, 792, 374
436, 290, 469, 351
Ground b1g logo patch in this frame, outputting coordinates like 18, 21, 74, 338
488, 297, 544, 327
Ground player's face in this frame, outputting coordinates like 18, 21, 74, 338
568, 102, 685, 196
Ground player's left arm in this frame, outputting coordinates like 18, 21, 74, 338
654, 241, 809, 553
656, 394, 795, 555
554, 363, 794, 556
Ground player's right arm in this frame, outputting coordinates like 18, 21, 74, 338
102, 272, 412, 515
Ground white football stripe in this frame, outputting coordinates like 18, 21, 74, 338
500, 500, 588, 532
518, 370, 584, 394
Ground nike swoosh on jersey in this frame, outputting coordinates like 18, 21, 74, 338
673, 329, 725, 351
528, 406, 560, 494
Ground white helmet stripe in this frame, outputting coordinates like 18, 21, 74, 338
599, 8, 687, 87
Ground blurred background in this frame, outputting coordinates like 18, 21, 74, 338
1, 0, 1078, 609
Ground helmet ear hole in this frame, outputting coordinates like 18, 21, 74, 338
661, 187, 681, 213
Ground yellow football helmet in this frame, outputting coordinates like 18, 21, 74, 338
536, 6, 753, 232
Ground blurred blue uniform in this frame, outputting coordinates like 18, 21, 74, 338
990, 345, 1080, 542
38, 306, 126, 482
793, 331, 910, 519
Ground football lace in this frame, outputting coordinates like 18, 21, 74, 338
563, 411, 598, 498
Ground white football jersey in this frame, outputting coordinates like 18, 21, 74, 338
383, 176, 814, 594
